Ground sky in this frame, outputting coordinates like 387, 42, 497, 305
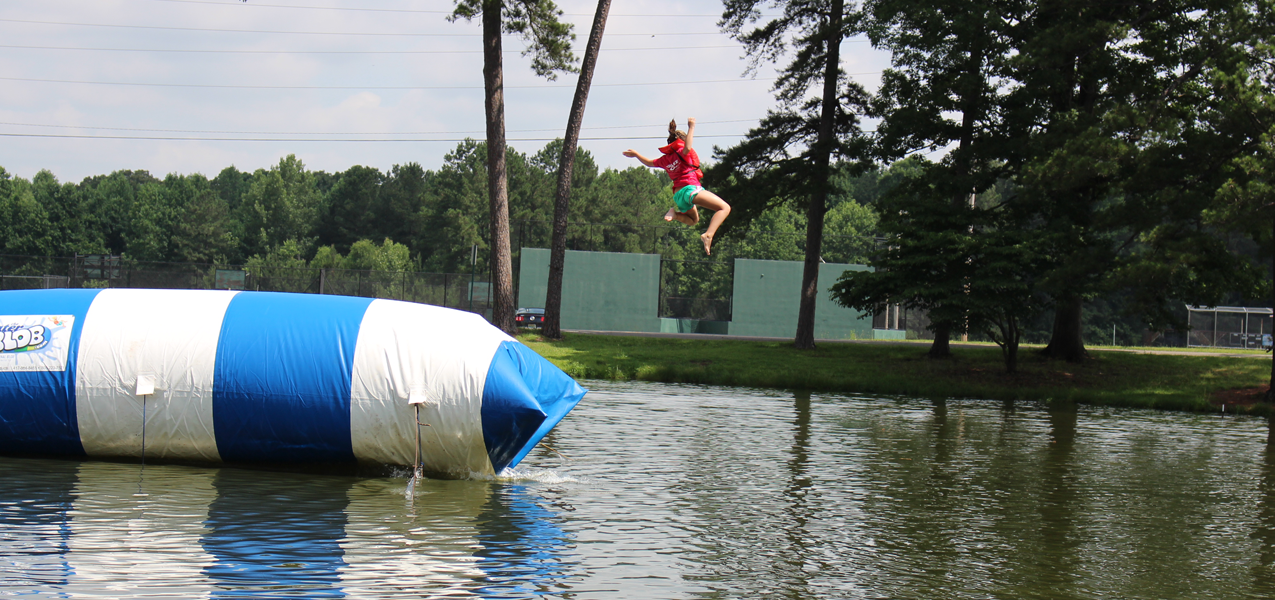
0, 0, 892, 183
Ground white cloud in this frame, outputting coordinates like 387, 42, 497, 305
0, 0, 890, 181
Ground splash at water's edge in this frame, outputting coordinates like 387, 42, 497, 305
389, 464, 579, 486
496, 467, 580, 484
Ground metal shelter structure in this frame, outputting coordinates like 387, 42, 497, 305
1186, 305, 1274, 349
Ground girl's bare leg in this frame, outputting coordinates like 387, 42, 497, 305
692, 191, 731, 255
685, 207, 700, 225
666, 206, 698, 226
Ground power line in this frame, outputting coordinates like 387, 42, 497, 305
153, 0, 453, 14
0, 118, 763, 136
0, 18, 723, 37
0, 132, 749, 142
149, 0, 738, 17
0, 43, 741, 54
0, 75, 777, 90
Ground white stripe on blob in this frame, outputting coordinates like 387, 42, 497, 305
75, 289, 238, 462
349, 300, 511, 477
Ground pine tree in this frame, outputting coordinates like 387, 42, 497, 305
1202, 0, 1275, 398
717, 0, 873, 349
543, 0, 612, 340
858, 0, 1023, 357
451, 0, 576, 333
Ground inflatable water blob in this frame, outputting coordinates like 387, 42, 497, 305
0, 289, 586, 477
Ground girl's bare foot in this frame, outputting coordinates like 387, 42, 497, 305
701, 233, 713, 255
664, 208, 676, 222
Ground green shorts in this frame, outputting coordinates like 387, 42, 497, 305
673, 185, 704, 213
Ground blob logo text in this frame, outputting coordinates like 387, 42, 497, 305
0, 324, 47, 353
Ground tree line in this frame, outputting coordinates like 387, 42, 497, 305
0, 138, 878, 280
0, 140, 1164, 348
0, 141, 652, 271
711, 0, 1275, 378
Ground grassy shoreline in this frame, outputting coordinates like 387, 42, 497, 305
519, 332, 1274, 416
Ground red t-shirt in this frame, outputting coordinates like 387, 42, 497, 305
652, 140, 702, 190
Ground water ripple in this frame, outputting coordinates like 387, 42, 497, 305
2, 381, 1273, 598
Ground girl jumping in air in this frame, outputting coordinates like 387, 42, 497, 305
623, 118, 731, 255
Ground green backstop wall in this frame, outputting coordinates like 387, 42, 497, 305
519, 250, 873, 338
729, 259, 874, 340
518, 248, 661, 332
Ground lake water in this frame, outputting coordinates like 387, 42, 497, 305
2, 380, 1274, 599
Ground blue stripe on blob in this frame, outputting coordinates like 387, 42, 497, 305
0, 289, 102, 457
481, 341, 586, 473
212, 292, 372, 464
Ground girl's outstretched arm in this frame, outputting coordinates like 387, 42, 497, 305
623, 149, 657, 168
685, 117, 696, 150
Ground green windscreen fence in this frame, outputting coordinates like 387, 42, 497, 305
518, 248, 661, 332
519, 250, 872, 338
729, 259, 874, 340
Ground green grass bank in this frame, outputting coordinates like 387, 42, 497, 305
518, 332, 1274, 415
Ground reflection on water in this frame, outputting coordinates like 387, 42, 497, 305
0, 458, 76, 591
3, 380, 1275, 598
0, 459, 575, 598
1255, 420, 1275, 597
474, 484, 574, 598
203, 468, 349, 598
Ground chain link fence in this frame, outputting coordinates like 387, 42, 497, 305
2, 217, 883, 327
1187, 306, 1274, 349
0, 275, 70, 290
3, 254, 493, 318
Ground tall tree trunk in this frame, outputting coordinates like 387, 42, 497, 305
929, 39, 985, 360
794, 0, 844, 350
928, 322, 952, 358
543, 0, 611, 341
1041, 295, 1087, 362
482, 0, 515, 334
1004, 317, 1020, 374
